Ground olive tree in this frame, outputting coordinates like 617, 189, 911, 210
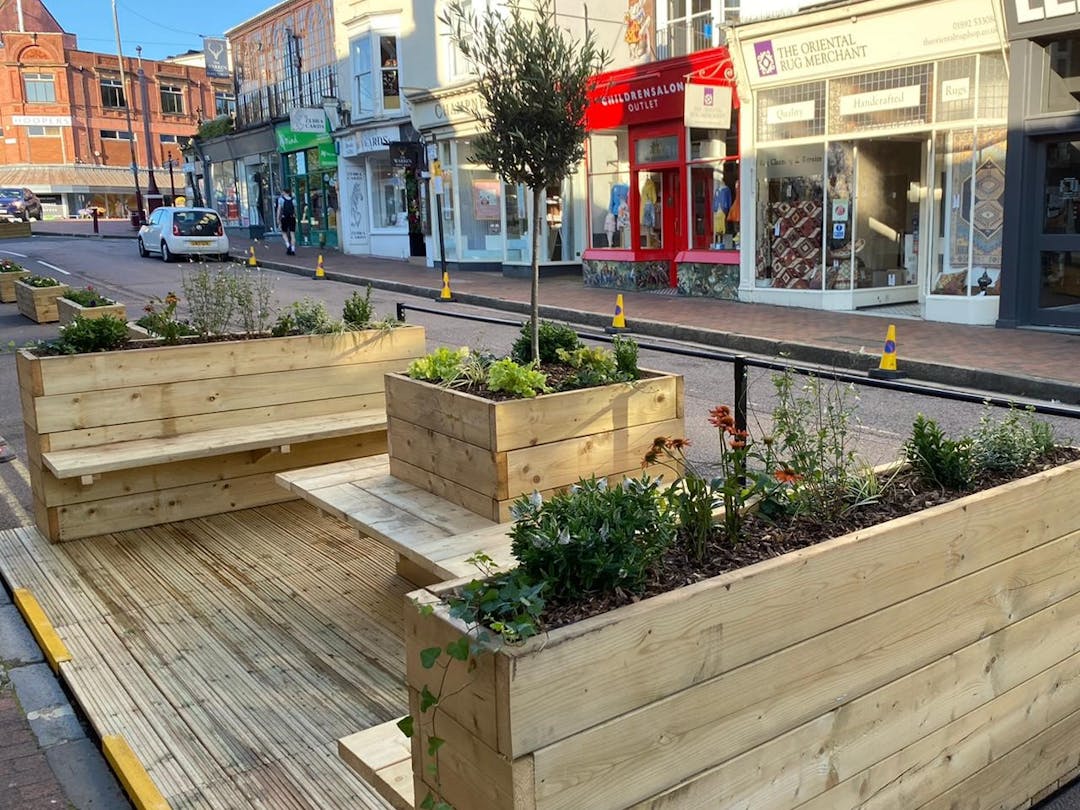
441, 0, 607, 362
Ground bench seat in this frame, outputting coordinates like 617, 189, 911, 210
277, 456, 517, 584
338, 720, 414, 810
43, 411, 388, 481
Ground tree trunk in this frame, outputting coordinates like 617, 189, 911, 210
530, 185, 543, 364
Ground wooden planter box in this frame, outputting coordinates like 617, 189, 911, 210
0, 221, 31, 239
385, 371, 684, 522
57, 296, 127, 326
402, 459, 1080, 809
17, 326, 426, 541
15, 279, 69, 323
0, 269, 30, 302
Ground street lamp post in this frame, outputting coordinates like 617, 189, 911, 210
111, 0, 143, 227
136, 45, 161, 213
163, 149, 177, 202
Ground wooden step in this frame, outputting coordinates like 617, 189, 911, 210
339, 720, 414, 810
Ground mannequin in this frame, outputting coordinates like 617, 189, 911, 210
641, 175, 658, 230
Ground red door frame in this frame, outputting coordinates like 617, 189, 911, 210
630, 122, 683, 285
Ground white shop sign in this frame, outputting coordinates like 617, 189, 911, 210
289, 108, 326, 134
339, 125, 399, 157
12, 115, 71, 127
765, 100, 815, 125
839, 85, 920, 116
941, 77, 971, 102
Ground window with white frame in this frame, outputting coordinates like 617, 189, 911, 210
380, 36, 400, 111
26, 125, 61, 137
447, 0, 475, 80
657, 0, 731, 59
23, 73, 55, 103
160, 84, 183, 114
214, 90, 236, 117
352, 35, 374, 117
352, 33, 401, 117
159, 134, 179, 145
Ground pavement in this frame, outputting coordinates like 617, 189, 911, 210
9, 218, 1080, 810
30, 218, 1080, 404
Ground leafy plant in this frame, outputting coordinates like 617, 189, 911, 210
510, 319, 581, 365
643, 436, 719, 561
61, 286, 115, 307
406, 347, 470, 384
0, 258, 25, 272
343, 285, 377, 329
181, 266, 237, 336
21, 275, 61, 288
509, 475, 675, 601
446, 555, 545, 646
970, 405, 1055, 473
270, 298, 342, 336
612, 334, 641, 380
54, 314, 128, 354
138, 292, 196, 344
905, 414, 974, 490
232, 268, 276, 334
486, 358, 549, 397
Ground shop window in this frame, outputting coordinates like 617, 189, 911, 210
432, 143, 456, 260
215, 90, 236, 117
371, 156, 408, 228
1045, 35, 1080, 114
977, 53, 1008, 120
936, 57, 977, 123
23, 73, 55, 104
380, 37, 400, 111
755, 144, 825, 289
505, 183, 529, 261
638, 172, 663, 249
757, 82, 825, 142
26, 125, 61, 137
587, 131, 630, 249
100, 77, 126, 109
160, 84, 184, 115
828, 64, 931, 136
100, 129, 132, 140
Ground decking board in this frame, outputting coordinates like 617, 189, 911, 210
0, 502, 412, 809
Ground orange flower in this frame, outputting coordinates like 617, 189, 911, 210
708, 406, 733, 427
774, 468, 801, 484
666, 438, 691, 450
728, 438, 746, 449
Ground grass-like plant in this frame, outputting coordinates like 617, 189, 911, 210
62, 286, 115, 307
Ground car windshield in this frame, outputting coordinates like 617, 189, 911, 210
0, 189, 22, 199
173, 211, 221, 236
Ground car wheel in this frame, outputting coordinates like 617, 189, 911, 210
20, 212, 28, 222
160, 241, 172, 262
137, 237, 149, 258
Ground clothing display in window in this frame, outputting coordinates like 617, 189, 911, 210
609, 183, 630, 216
641, 176, 658, 229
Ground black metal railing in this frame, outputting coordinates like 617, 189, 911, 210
234, 65, 338, 130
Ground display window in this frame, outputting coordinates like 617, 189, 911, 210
588, 131, 631, 249
371, 156, 408, 229
755, 144, 825, 289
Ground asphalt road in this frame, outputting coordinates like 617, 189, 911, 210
0, 234, 1079, 807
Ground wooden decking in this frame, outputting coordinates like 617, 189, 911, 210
0, 501, 414, 809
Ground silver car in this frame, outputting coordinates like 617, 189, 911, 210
137, 207, 230, 262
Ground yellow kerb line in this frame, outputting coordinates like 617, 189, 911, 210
12, 588, 71, 673
102, 735, 172, 810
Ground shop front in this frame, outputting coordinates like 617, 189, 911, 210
275, 122, 339, 249
196, 126, 282, 238
998, 0, 1080, 329
409, 85, 585, 275
729, 0, 1008, 324
582, 48, 741, 298
337, 123, 425, 259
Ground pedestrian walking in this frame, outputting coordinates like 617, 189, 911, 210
277, 189, 297, 255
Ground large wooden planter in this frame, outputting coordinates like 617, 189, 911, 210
0, 269, 30, 302
15, 279, 68, 323
385, 371, 684, 522
404, 459, 1080, 809
57, 296, 127, 325
17, 326, 426, 541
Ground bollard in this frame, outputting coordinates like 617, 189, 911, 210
396, 302, 406, 322
92, 207, 99, 234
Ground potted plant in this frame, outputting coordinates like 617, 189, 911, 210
397, 382, 1080, 810
386, 321, 684, 521
14, 274, 69, 322
0, 258, 30, 302
57, 285, 127, 325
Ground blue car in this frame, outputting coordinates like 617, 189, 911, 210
0, 188, 42, 221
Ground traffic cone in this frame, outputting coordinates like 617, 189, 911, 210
605, 293, 629, 334
436, 270, 454, 302
247, 246, 257, 267
314, 255, 325, 280
869, 323, 906, 380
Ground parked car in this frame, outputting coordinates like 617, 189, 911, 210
137, 207, 230, 262
0, 188, 42, 221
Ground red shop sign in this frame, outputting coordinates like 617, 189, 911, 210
586, 47, 737, 131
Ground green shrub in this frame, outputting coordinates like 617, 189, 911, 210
137, 292, 197, 343
343, 286, 377, 328
233, 268, 276, 334
406, 346, 470, 383
446, 558, 545, 645
509, 475, 675, 601
612, 334, 641, 380
0, 258, 25, 272
510, 320, 581, 364
905, 414, 974, 490
55, 314, 128, 354
21, 275, 61, 288
62, 286, 115, 307
181, 266, 237, 336
270, 299, 341, 336
970, 406, 1056, 473
486, 358, 549, 397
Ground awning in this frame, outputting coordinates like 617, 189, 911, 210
0, 164, 175, 194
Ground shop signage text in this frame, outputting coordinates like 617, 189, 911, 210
12, 115, 71, 127
941, 78, 971, 102
839, 85, 920, 116
290, 108, 327, 134
1004, 0, 1080, 38
339, 126, 398, 157
684, 83, 732, 129
1014, 0, 1080, 23
765, 100, 815, 125
740, 0, 999, 88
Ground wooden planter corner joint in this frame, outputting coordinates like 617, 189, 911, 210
0, 269, 30, 302
57, 296, 127, 326
384, 459, 1080, 810
17, 326, 426, 541
15, 279, 69, 323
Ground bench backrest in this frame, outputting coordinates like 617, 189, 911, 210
17, 326, 426, 454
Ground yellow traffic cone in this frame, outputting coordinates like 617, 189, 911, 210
605, 293, 629, 334
247, 246, 257, 267
869, 323, 906, 379
436, 270, 454, 302
314, 255, 325, 280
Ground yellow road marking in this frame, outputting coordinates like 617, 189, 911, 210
102, 735, 172, 810
0, 465, 31, 525
12, 588, 71, 673
9, 456, 31, 485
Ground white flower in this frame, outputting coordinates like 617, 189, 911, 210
557, 527, 571, 545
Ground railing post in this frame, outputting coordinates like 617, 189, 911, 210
733, 355, 748, 433
396, 302, 406, 323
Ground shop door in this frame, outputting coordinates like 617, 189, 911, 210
1029, 137, 1080, 328
690, 168, 712, 250
637, 168, 681, 277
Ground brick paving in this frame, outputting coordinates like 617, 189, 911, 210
0, 688, 69, 809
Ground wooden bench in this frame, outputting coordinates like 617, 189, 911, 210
338, 721, 414, 810
17, 327, 426, 542
276, 455, 517, 585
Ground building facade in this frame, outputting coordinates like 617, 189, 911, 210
728, 0, 1009, 325
0, 0, 230, 217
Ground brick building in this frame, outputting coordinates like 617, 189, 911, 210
0, 0, 234, 217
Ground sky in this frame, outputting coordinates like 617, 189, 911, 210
45, 0, 276, 60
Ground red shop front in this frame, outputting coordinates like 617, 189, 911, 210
582, 48, 741, 296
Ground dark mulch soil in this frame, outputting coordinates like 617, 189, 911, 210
539, 446, 1080, 631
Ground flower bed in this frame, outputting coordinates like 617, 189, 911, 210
0, 259, 29, 302
57, 287, 126, 326
14, 276, 68, 322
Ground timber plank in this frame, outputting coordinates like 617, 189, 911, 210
386, 372, 495, 448
386, 416, 501, 495
338, 722, 415, 810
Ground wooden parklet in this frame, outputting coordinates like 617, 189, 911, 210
0, 269, 30, 302
15, 279, 69, 323
17, 326, 426, 542
400, 459, 1080, 810
57, 296, 127, 325
385, 371, 684, 522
